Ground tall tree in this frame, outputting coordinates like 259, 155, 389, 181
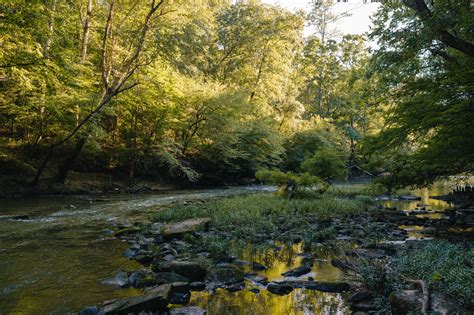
365, 0, 474, 187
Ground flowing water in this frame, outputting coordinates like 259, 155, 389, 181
0, 183, 456, 314
0, 187, 275, 314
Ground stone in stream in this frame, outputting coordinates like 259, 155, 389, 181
349, 290, 373, 303
282, 266, 311, 277
101, 271, 129, 288
252, 262, 267, 271
114, 227, 140, 237
348, 248, 388, 259
276, 280, 351, 293
129, 270, 155, 288
331, 259, 353, 270
161, 218, 211, 239
205, 266, 244, 289
101, 284, 171, 314
154, 272, 190, 285
244, 273, 268, 285
267, 283, 294, 295
349, 290, 377, 312
170, 306, 207, 315
134, 251, 153, 264
78, 306, 102, 315
156, 260, 207, 282
398, 195, 422, 201
190, 281, 206, 291
226, 282, 245, 292
11, 214, 31, 220
167, 282, 191, 305
389, 289, 425, 315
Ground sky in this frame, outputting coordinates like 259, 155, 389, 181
261, 0, 381, 37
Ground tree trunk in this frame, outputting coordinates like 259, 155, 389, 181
44, 0, 57, 59
80, 0, 93, 62
348, 116, 356, 172
128, 160, 135, 187
31, 0, 166, 185
55, 136, 87, 184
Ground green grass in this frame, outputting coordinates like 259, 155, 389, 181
393, 240, 474, 308
152, 192, 376, 244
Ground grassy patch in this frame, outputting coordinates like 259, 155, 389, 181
152, 192, 376, 244
393, 240, 474, 308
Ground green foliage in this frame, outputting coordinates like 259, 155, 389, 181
301, 147, 348, 181
365, 0, 474, 187
255, 169, 323, 190
302, 227, 337, 245
202, 236, 229, 261
152, 192, 375, 244
393, 241, 474, 307
357, 259, 395, 296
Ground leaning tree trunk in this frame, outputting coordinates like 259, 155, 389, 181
55, 136, 88, 184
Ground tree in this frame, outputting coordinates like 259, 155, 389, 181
365, 0, 474, 187
33, 0, 170, 184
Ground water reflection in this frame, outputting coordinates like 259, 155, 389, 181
384, 185, 453, 212
190, 289, 349, 315
178, 243, 348, 314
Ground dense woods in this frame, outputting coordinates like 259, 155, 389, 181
1, 1, 473, 314
0, 0, 472, 193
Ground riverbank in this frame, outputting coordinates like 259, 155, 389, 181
88, 188, 473, 314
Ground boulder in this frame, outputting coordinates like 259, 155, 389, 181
114, 227, 140, 237
158, 261, 207, 282
267, 283, 293, 295
168, 282, 191, 305
170, 306, 207, 315
101, 271, 129, 288
331, 259, 353, 270
282, 266, 311, 277
277, 280, 351, 293
101, 284, 171, 314
129, 270, 155, 288
252, 262, 267, 271
226, 282, 245, 292
389, 289, 424, 315
244, 273, 268, 285
430, 292, 465, 315
205, 267, 244, 285
161, 218, 211, 239
190, 282, 206, 291
154, 272, 190, 285
349, 290, 373, 303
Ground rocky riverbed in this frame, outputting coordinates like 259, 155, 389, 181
80, 192, 473, 314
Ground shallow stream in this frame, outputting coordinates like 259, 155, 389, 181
0, 183, 454, 314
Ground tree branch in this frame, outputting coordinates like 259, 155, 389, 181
403, 0, 474, 57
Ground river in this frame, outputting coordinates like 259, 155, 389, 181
0, 184, 453, 314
